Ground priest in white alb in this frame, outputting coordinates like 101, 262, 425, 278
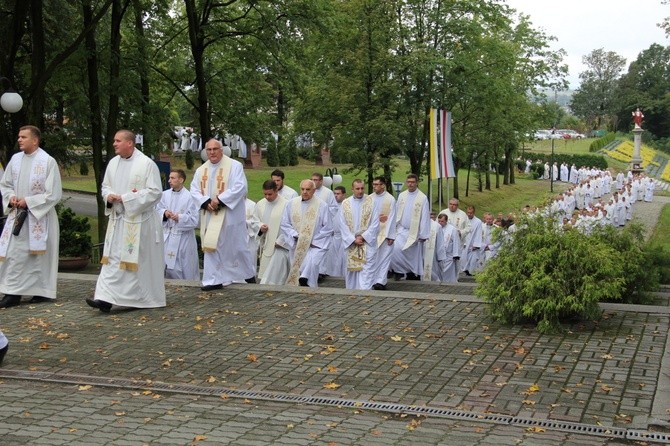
437, 213, 461, 283
422, 212, 446, 282
369, 177, 396, 290
242, 196, 261, 283
461, 205, 483, 276
256, 180, 289, 284
190, 139, 248, 291
87, 129, 165, 313
337, 179, 380, 290
0, 125, 62, 308
156, 169, 199, 280
281, 179, 332, 287
390, 174, 430, 280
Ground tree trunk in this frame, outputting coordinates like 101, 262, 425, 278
28, 0, 46, 128
185, 0, 211, 143
105, 0, 126, 160
133, 0, 153, 155
82, 1, 107, 242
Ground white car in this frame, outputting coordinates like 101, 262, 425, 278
533, 130, 550, 140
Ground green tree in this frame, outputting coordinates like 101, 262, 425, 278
570, 48, 626, 131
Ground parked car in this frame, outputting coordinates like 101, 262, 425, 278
557, 129, 586, 139
546, 129, 564, 140
533, 130, 550, 140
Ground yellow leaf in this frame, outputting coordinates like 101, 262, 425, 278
526, 427, 545, 433
193, 324, 203, 331
327, 365, 338, 373
193, 434, 207, 441
115, 412, 126, 416
220, 394, 229, 400
527, 384, 540, 393
69, 428, 77, 433
38, 342, 51, 350
207, 375, 217, 383
522, 400, 536, 405
78, 385, 92, 391
390, 335, 402, 342
247, 353, 258, 362
462, 348, 472, 354
323, 382, 341, 389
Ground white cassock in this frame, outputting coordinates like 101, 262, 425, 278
438, 208, 468, 239
95, 149, 166, 308
422, 220, 446, 282
0, 148, 62, 299
156, 187, 200, 280
255, 195, 288, 282
614, 199, 626, 226
645, 181, 655, 202
315, 186, 339, 276
281, 196, 332, 287
461, 216, 483, 274
278, 184, 298, 200
440, 224, 461, 283
324, 202, 346, 277
369, 191, 396, 287
390, 189, 430, 276
243, 198, 261, 281
560, 164, 569, 182
338, 195, 380, 290
190, 156, 248, 286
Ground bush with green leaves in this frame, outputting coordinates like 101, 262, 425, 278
475, 215, 626, 333
57, 203, 92, 258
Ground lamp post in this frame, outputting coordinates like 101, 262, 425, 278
323, 167, 342, 190
0, 77, 23, 113
550, 127, 555, 193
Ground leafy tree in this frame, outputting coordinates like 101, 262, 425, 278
570, 48, 626, 131
614, 43, 670, 139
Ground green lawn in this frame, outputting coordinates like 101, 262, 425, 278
649, 204, 670, 250
520, 137, 593, 156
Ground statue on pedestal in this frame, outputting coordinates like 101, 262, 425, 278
632, 107, 644, 129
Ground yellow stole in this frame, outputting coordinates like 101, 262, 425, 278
199, 157, 232, 252
376, 192, 394, 248
342, 196, 373, 272
286, 197, 321, 285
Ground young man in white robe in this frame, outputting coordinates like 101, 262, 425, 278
190, 139, 248, 291
422, 212, 446, 282
156, 169, 199, 280
437, 213, 460, 283
0, 125, 62, 308
323, 186, 347, 278
281, 179, 333, 287
271, 169, 298, 200
243, 196, 261, 283
256, 180, 289, 284
644, 178, 655, 202
369, 177, 396, 290
481, 213, 499, 267
461, 206, 483, 276
337, 179, 380, 290
312, 172, 339, 280
390, 174, 430, 280
87, 129, 165, 313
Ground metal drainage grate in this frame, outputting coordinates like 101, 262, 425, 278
2, 369, 670, 443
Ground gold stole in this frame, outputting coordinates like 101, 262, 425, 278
199, 157, 232, 252
342, 196, 373, 272
286, 197, 321, 285
376, 192, 393, 248
396, 190, 426, 250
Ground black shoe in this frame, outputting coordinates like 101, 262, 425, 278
406, 272, 420, 281
372, 283, 387, 290
464, 270, 472, 276
0, 295, 21, 309
201, 284, 223, 291
29, 296, 51, 304
85, 298, 112, 313
298, 277, 309, 287
393, 273, 404, 281
318, 274, 326, 282
244, 277, 256, 284
0, 344, 7, 366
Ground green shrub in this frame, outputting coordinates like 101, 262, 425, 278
79, 159, 89, 176
589, 132, 616, 152
185, 149, 194, 170
475, 215, 625, 333
57, 203, 92, 258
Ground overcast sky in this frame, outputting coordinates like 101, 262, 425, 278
504, 0, 669, 89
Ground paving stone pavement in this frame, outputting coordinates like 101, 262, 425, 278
0, 274, 669, 445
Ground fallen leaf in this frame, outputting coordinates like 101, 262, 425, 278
526, 427, 545, 433
327, 365, 338, 373
527, 384, 540, 393
115, 412, 126, 416
78, 385, 92, 391
193, 434, 207, 441
38, 342, 51, 350
323, 382, 341, 389
390, 335, 402, 342
206, 375, 217, 383
522, 400, 536, 405
247, 353, 258, 362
